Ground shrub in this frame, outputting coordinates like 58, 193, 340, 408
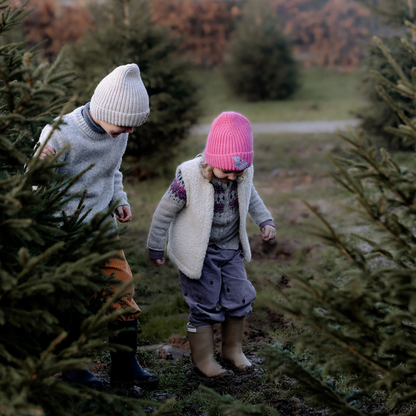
222, 0, 299, 102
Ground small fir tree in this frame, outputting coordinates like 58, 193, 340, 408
222, 0, 299, 102
359, 0, 416, 150
68, 0, 200, 178
0, 1, 174, 414
257, 23, 416, 415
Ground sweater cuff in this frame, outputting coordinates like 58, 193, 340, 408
149, 249, 164, 260
111, 196, 129, 208
259, 220, 275, 230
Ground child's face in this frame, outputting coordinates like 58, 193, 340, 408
99, 120, 134, 138
212, 168, 245, 183
89, 109, 134, 138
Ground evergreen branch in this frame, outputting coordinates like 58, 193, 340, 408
31, 331, 67, 384
307, 320, 390, 376
261, 274, 383, 346
16, 241, 65, 282
260, 345, 366, 416
330, 141, 416, 252
405, 19, 416, 33
373, 36, 413, 88
328, 153, 366, 195
259, 278, 301, 316
303, 200, 364, 266
1, 218, 32, 228
370, 69, 416, 98
379, 149, 401, 173
357, 200, 413, 251
0, 1, 31, 35
84, 274, 142, 333
36, 164, 95, 215
0, 61, 14, 114
376, 85, 416, 137
385, 125, 416, 139
346, 145, 412, 204
401, 36, 416, 61
328, 171, 358, 195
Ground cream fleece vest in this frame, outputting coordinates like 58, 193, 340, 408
167, 157, 254, 279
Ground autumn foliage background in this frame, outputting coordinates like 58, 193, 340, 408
13, 0, 372, 70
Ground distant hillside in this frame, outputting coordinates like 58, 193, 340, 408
14, 0, 394, 69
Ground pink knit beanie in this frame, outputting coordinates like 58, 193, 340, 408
204, 112, 253, 171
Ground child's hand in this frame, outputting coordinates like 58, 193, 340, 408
116, 205, 132, 222
261, 225, 276, 241
150, 258, 165, 266
39, 144, 56, 160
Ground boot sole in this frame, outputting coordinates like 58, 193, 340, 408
220, 358, 255, 374
192, 366, 234, 380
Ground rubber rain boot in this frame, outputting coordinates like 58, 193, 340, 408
187, 323, 234, 379
62, 367, 103, 389
220, 315, 253, 373
109, 319, 159, 389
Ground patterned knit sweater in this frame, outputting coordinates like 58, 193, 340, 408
38, 106, 129, 228
147, 157, 274, 279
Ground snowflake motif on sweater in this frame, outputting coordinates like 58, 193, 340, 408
168, 174, 240, 216
211, 179, 239, 216
169, 174, 187, 203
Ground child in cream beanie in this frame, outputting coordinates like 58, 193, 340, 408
36, 63, 159, 390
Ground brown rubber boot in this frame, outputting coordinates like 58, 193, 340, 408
220, 315, 253, 373
187, 323, 234, 379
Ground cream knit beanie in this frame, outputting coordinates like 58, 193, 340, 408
90, 63, 150, 127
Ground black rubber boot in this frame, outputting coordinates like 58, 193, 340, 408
60, 316, 103, 390
61, 369, 103, 389
108, 319, 159, 389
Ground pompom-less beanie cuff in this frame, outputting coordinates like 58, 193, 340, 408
90, 63, 150, 127
205, 151, 253, 171
90, 105, 149, 127
204, 111, 254, 171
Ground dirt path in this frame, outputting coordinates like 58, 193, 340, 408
191, 119, 359, 134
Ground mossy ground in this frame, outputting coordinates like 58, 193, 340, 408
78, 127, 415, 415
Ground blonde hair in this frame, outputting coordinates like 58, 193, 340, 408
197, 153, 246, 183
198, 154, 215, 181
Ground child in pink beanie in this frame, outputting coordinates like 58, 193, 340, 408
147, 111, 276, 379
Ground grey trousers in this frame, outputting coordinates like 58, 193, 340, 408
179, 245, 257, 326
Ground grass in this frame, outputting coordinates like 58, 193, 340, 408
122, 127, 382, 345
114, 66, 416, 413
118, 125, 416, 413
192, 67, 366, 124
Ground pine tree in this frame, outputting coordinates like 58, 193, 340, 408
222, 0, 299, 102
255, 22, 416, 416
67, 0, 200, 178
359, 0, 416, 150
0, 1, 174, 414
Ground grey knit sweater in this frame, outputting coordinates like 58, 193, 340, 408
147, 172, 274, 259
38, 106, 129, 227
